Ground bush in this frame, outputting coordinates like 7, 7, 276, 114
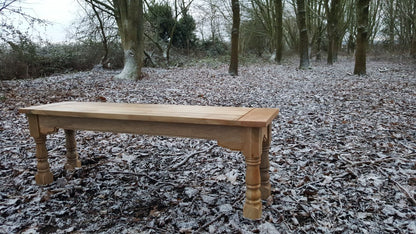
172, 13, 197, 49
0, 39, 123, 80
198, 37, 229, 57
146, 3, 176, 42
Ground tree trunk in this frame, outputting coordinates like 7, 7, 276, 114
325, 0, 340, 65
113, 0, 144, 80
354, 0, 370, 75
229, 0, 240, 76
411, 0, 416, 58
275, 0, 283, 64
296, 0, 310, 69
316, 24, 322, 61
387, 0, 395, 47
347, 34, 355, 54
411, 36, 416, 58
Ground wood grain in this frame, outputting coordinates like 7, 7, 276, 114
19, 102, 279, 127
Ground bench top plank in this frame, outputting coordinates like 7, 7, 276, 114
20, 102, 279, 127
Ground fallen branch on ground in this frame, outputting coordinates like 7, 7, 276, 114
170, 145, 217, 170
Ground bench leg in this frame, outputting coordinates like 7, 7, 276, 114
34, 135, 54, 185
243, 156, 262, 219
260, 126, 271, 200
64, 130, 81, 170
242, 128, 262, 220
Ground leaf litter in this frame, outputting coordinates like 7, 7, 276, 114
0, 58, 415, 233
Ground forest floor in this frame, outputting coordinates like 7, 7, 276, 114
0, 57, 415, 233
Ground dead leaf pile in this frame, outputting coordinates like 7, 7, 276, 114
0, 58, 415, 233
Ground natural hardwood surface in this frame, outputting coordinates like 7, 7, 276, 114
19, 102, 278, 127
20, 102, 279, 220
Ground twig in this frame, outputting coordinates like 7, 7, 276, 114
232, 190, 245, 208
391, 179, 416, 206
171, 145, 216, 170
109, 170, 178, 187
146, 225, 169, 233
377, 168, 416, 206
197, 213, 225, 232
339, 155, 395, 167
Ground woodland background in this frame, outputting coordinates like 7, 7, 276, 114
0, 0, 415, 80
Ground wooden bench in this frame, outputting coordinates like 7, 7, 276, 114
19, 102, 279, 220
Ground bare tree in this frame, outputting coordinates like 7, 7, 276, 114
367, 0, 382, 47
354, 0, 370, 75
229, 0, 240, 76
77, 0, 117, 68
195, 0, 230, 43
0, 0, 45, 42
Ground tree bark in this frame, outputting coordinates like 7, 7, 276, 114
354, 0, 370, 75
113, 0, 144, 80
229, 0, 240, 76
275, 0, 283, 64
296, 0, 310, 69
386, 0, 395, 48
325, 0, 341, 65
411, 0, 416, 58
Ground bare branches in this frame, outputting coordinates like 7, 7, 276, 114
86, 0, 115, 17
0, 0, 18, 13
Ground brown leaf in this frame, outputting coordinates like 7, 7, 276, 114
97, 96, 107, 102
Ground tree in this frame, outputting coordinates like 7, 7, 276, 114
196, 0, 229, 44
145, 0, 195, 63
274, 0, 283, 64
354, 0, 370, 75
249, 0, 284, 61
381, 0, 415, 56
296, 0, 309, 69
367, 0, 383, 47
166, 0, 195, 62
0, 0, 45, 43
146, 3, 175, 43
0, 0, 46, 79
309, 0, 325, 61
88, 0, 144, 80
239, 14, 268, 56
114, 0, 144, 80
382, 0, 395, 48
173, 12, 197, 52
79, 0, 117, 68
324, 0, 341, 65
229, 0, 240, 76
411, 0, 416, 58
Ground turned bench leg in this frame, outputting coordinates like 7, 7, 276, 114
242, 128, 263, 220
64, 129, 81, 170
34, 134, 54, 185
242, 126, 273, 219
260, 126, 272, 200
243, 156, 262, 219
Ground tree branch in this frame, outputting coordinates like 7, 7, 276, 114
87, 0, 115, 16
